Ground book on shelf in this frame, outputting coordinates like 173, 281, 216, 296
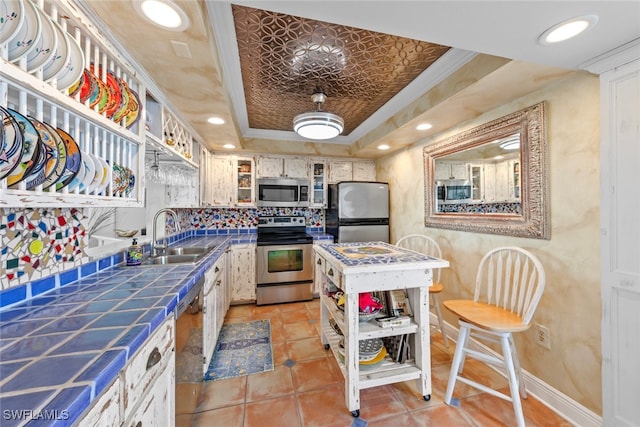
384, 289, 413, 317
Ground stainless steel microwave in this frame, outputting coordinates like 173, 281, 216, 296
257, 177, 310, 207
436, 179, 472, 204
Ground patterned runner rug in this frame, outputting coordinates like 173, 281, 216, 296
204, 319, 274, 382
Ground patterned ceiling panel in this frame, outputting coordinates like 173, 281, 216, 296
232, 5, 451, 136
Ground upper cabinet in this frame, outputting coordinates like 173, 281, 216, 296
0, 0, 198, 208
256, 155, 309, 179
201, 154, 255, 207
328, 160, 376, 183
310, 160, 327, 208
235, 158, 255, 206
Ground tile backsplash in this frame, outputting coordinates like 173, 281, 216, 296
1, 206, 325, 290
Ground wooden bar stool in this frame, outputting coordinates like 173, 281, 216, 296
395, 234, 450, 348
443, 246, 545, 427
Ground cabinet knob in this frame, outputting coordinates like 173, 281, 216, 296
215, 266, 220, 273
328, 268, 334, 277
146, 347, 162, 371
317, 259, 322, 265
216, 280, 221, 287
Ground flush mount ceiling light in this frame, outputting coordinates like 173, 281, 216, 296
207, 116, 225, 125
223, 144, 235, 149
499, 134, 521, 150
416, 123, 433, 131
377, 144, 390, 150
538, 14, 598, 45
133, 0, 189, 31
293, 91, 344, 140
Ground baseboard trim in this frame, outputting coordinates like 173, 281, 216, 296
434, 314, 602, 427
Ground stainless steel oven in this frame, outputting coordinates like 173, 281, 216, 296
256, 216, 314, 305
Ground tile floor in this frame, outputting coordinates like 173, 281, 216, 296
175, 299, 572, 427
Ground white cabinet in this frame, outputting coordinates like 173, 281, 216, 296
257, 156, 309, 179
208, 156, 234, 206
328, 160, 376, 183
483, 163, 496, 202
76, 379, 120, 426
435, 161, 468, 181
230, 244, 256, 303
204, 156, 255, 207
469, 164, 484, 201
235, 158, 256, 206
121, 316, 175, 425
203, 255, 226, 374
510, 160, 521, 200
494, 161, 510, 202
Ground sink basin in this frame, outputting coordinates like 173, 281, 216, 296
141, 254, 203, 266
167, 246, 214, 256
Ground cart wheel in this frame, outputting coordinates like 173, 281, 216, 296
351, 410, 360, 417
423, 394, 431, 401
324, 344, 330, 350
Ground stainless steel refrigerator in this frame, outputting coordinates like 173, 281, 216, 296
326, 181, 389, 243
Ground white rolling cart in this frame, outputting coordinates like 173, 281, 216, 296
314, 241, 449, 417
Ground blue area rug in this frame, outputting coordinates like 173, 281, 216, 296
204, 319, 274, 382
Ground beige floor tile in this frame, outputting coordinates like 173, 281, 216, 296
286, 336, 327, 361
194, 376, 247, 412
175, 382, 202, 415
191, 404, 245, 427
409, 403, 477, 427
389, 379, 443, 412
290, 358, 341, 392
271, 341, 290, 366
246, 365, 295, 402
269, 321, 287, 343
296, 384, 357, 427
283, 320, 318, 341
282, 308, 311, 324
367, 412, 423, 427
357, 384, 411, 421
278, 301, 309, 313
244, 395, 301, 427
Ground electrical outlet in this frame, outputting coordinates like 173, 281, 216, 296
535, 323, 551, 350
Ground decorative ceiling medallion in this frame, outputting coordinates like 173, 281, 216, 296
232, 5, 451, 136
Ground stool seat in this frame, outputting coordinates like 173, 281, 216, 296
430, 282, 444, 293
443, 300, 530, 333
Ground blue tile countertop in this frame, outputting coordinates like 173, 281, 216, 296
0, 232, 255, 427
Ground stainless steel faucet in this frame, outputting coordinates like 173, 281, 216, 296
152, 208, 180, 256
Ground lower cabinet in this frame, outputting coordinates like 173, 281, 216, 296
75, 316, 175, 427
230, 243, 256, 303
202, 255, 226, 374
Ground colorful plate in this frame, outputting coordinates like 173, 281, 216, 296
95, 155, 111, 195
26, 5, 56, 72
21, 138, 47, 189
86, 152, 103, 193
78, 150, 95, 192
0, 0, 24, 44
28, 116, 59, 184
42, 19, 70, 82
8, 0, 40, 62
55, 31, 85, 91
103, 70, 122, 118
124, 86, 141, 128
124, 166, 135, 196
67, 67, 85, 97
0, 106, 24, 180
6, 108, 41, 187
54, 128, 81, 190
111, 77, 130, 123
65, 149, 85, 192
41, 121, 67, 190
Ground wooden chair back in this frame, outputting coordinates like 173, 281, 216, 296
474, 247, 545, 325
395, 234, 443, 284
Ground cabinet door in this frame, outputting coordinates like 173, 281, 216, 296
352, 161, 376, 181
284, 157, 309, 178
329, 161, 353, 183
257, 156, 283, 178
202, 270, 217, 374
123, 355, 175, 427
231, 244, 256, 303
77, 378, 120, 426
235, 158, 255, 206
450, 162, 469, 180
210, 156, 234, 206
311, 161, 327, 207
494, 161, 510, 202
483, 163, 496, 202
469, 164, 484, 201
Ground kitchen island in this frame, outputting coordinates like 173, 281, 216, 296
314, 241, 449, 417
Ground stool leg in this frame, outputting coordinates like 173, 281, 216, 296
501, 334, 525, 427
444, 322, 470, 404
430, 293, 449, 348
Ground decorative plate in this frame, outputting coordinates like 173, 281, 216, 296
0, 106, 23, 180
28, 116, 59, 184
78, 150, 95, 192
42, 19, 70, 82
21, 138, 47, 189
26, 5, 55, 72
95, 155, 111, 195
86, 152, 103, 193
79, 69, 96, 103
55, 31, 85, 91
124, 86, 141, 128
111, 77, 130, 123
67, 66, 85, 97
0, 0, 24, 45
103, 70, 122, 118
6, 108, 40, 187
124, 166, 135, 196
65, 149, 85, 192
111, 161, 123, 195
54, 128, 81, 190
7, 0, 40, 62
41, 121, 67, 190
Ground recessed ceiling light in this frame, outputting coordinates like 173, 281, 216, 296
133, 0, 190, 31
207, 116, 225, 125
377, 144, 390, 150
223, 144, 235, 149
538, 15, 598, 45
416, 123, 433, 131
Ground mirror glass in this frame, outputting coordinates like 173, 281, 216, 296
423, 102, 549, 239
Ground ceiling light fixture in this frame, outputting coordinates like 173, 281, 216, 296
416, 123, 433, 131
538, 15, 598, 45
293, 91, 344, 140
377, 144, 390, 150
207, 116, 225, 125
133, 0, 189, 31
499, 134, 521, 150
223, 144, 235, 149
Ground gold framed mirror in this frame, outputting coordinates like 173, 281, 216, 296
423, 102, 549, 239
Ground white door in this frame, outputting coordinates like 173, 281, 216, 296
600, 59, 640, 427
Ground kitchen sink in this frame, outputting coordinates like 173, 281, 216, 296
167, 246, 214, 255
140, 254, 203, 265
